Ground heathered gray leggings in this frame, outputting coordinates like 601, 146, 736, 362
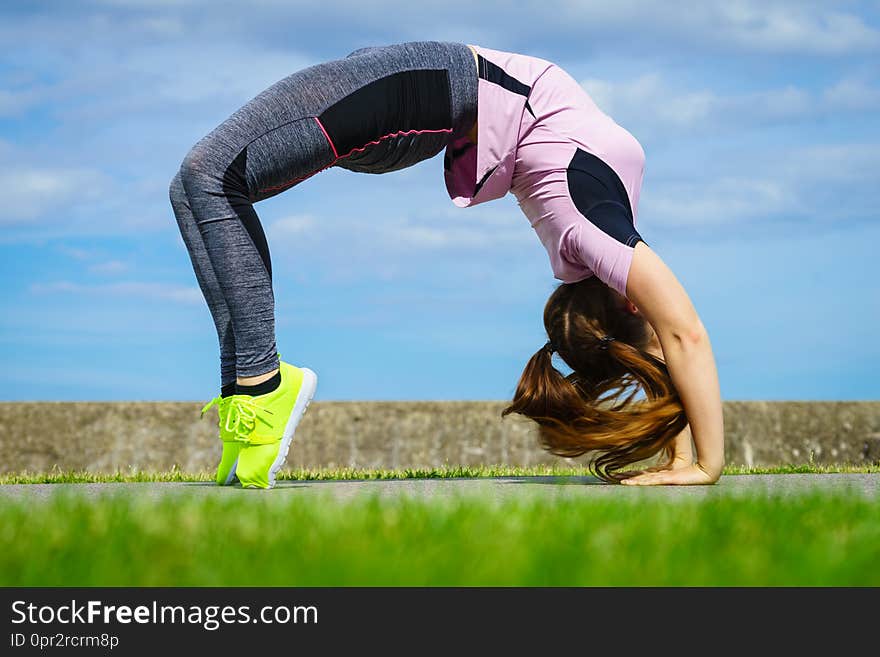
169, 41, 478, 388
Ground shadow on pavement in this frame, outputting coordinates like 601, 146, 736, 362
497, 475, 604, 486
181, 475, 607, 488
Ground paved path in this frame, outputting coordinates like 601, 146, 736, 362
1, 473, 877, 503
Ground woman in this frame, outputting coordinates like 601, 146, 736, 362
170, 41, 724, 489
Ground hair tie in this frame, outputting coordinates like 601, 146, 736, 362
598, 335, 616, 350
543, 340, 556, 354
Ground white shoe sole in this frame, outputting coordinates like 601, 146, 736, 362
266, 366, 318, 489
223, 458, 239, 486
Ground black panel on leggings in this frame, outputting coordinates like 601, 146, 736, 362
566, 148, 644, 248
222, 148, 273, 280
319, 69, 453, 160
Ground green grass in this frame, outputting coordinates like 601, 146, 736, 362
0, 491, 877, 586
1, 462, 877, 484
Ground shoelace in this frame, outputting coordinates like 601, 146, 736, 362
200, 395, 231, 440
201, 395, 276, 443
223, 396, 275, 444
200, 354, 284, 442
200, 395, 223, 419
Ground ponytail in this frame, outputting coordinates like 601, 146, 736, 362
503, 278, 688, 483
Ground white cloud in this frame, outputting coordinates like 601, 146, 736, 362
640, 142, 879, 228
580, 73, 878, 135
270, 214, 317, 236
716, 3, 880, 54
55, 245, 96, 261
642, 177, 793, 227
582, 74, 719, 128
777, 142, 879, 183
0, 168, 110, 224
822, 77, 880, 111
52, 246, 130, 275
87, 260, 130, 275
268, 205, 531, 252
0, 85, 49, 117
28, 45, 317, 125
134, 45, 316, 109
135, 15, 185, 37
28, 281, 202, 304
554, 0, 880, 55
263, 201, 537, 284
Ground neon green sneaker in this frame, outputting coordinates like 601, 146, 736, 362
227, 360, 318, 489
200, 395, 242, 485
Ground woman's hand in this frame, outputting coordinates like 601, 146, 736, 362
624, 424, 694, 477
620, 462, 719, 486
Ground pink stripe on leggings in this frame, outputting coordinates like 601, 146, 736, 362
258, 124, 453, 195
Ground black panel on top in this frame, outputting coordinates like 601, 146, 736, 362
566, 148, 643, 247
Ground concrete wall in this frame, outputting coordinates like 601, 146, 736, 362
1, 401, 878, 474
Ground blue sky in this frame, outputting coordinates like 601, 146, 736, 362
0, 0, 877, 402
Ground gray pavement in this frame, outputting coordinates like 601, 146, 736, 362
0, 473, 877, 502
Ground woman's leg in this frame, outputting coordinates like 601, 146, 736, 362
168, 170, 236, 394
174, 95, 335, 381
171, 98, 333, 489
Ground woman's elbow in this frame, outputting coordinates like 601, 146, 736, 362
684, 321, 709, 345
656, 319, 708, 350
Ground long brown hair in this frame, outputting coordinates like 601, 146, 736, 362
502, 276, 687, 483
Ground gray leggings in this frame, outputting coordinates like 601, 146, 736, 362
169, 41, 478, 387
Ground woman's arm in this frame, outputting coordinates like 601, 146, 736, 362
621, 241, 725, 485
671, 423, 695, 466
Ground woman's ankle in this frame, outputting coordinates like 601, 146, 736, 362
236, 368, 279, 386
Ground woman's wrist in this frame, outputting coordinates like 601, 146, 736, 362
695, 459, 723, 481
671, 424, 694, 464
